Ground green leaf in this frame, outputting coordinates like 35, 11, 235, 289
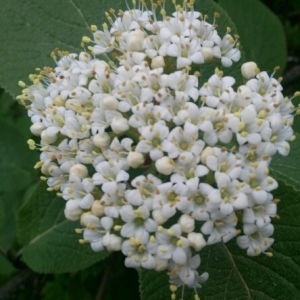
139, 181, 300, 300
270, 133, 300, 191
219, 0, 287, 74
196, 0, 246, 87
42, 282, 69, 300
0, 254, 16, 275
0, 0, 117, 97
0, 118, 38, 193
0, 192, 23, 248
17, 181, 109, 273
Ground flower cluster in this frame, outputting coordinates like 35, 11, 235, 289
17, 1, 298, 298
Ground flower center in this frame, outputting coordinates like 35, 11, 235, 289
194, 194, 204, 204
167, 191, 178, 203
152, 137, 161, 147
134, 217, 145, 226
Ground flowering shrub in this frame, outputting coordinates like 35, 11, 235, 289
1, 0, 299, 299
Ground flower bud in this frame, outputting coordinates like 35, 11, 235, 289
154, 256, 168, 271
91, 200, 105, 217
80, 212, 101, 227
104, 234, 122, 251
127, 29, 145, 51
200, 147, 214, 164
152, 209, 168, 225
93, 132, 111, 148
69, 163, 88, 179
241, 62, 259, 79
64, 200, 83, 221
179, 214, 195, 233
201, 47, 214, 62
79, 52, 91, 62
187, 232, 207, 251
155, 156, 175, 175
94, 60, 109, 71
41, 129, 57, 144
30, 122, 46, 136
127, 151, 145, 168
103, 95, 118, 110
151, 56, 165, 69
111, 117, 129, 134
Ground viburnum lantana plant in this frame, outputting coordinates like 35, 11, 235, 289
17, 0, 299, 299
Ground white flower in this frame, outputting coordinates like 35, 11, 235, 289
120, 205, 157, 241
122, 236, 157, 269
201, 211, 238, 244
237, 223, 274, 256
156, 224, 190, 264
136, 123, 169, 160
162, 122, 205, 159
93, 161, 129, 190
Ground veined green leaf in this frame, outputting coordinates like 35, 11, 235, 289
219, 0, 287, 74
17, 181, 109, 273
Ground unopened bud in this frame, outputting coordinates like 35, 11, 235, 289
93, 132, 111, 149
200, 147, 214, 164
188, 232, 207, 251
241, 62, 260, 79
91, 200, 105, 217
155, 156, 174, 175
179, 214, 195, 233
103, 95, 118, 110
69, 163, 89, 179
30, 122, 46, 136
151, 56, 165, 69
126, 29, 145, 51
79, 52, 91, 62
127, 151, 145, 168
111, 117, 129, 134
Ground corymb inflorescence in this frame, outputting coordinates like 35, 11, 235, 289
17, 0, 299, 298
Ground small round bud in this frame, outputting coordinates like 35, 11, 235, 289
103, 95, 118, 110
187, 232, 207, 251
152, 209, 168, 225
41, 129, 57, 144
93, 132, 111, 149
91, 200, 105, 217
94, 60, 109, 70
127, 151, 145, 168
54, 95, 66, 106
154, 256, 168, 271
126, 29, 145, 51
69, 163, 88, 179
200, 147, 214, 164
179, 214, 195, 233
201, 47, 214, 62
241, 62, 259, 79
64, 200, 83, 221
111, 117, 129, 134
80, 212, 100, 227
79, 52, 91, 62
151, 56, 165, 69
155, 157, 175, 175
104, 234, 122, 251
30, 122, 46, 136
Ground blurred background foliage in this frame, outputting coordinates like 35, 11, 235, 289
0, 0, 299, 299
